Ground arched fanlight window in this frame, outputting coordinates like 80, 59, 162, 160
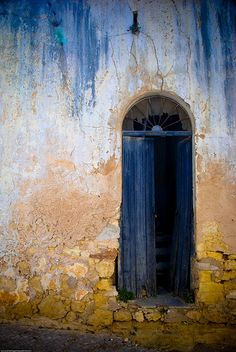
122, 96, 192, 132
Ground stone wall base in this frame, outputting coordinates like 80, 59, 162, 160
1, 309, 236, 351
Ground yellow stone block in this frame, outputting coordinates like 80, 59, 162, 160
0, 276, 16, 291
17, 261, 31, 276
222, 271, 236, 281
144, 310, 161, 321
211, 270, 224, 282
38, 295, 69, 319
206, 251, 223, 261
96, 279, 112, 291
48, 278, 58, 291
66, 311, 77, 322
199, 271, 212, 284
74, 288, 90, 301
225, 260, 236, 271
95, 260, 114, 278
224, 281, 236, 294
114, 309, 132, 322
71, 300, 86, 313
0, 291, 17, 305
197, 281, 224, 304
60, 274, 78, 298
12, 301, 33, 319
205, 237, 228, 253
94, 293, 108, 307
112, 321, 133, 337
28, 276, 43, 293
203, 308, 228, 323
133, 311, 144, 322
229, 254, 236, 260
17, 291, 29, 303
87, 309, 113, 326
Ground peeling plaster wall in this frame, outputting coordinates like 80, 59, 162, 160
0, 0, 236, 337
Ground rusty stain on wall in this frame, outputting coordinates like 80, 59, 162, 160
92, 155, 117, 176
196, 160, 236, 251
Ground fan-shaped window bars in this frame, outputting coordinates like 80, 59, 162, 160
122, 96, 192, 132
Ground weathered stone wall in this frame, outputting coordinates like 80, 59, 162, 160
0, 0, 235, 348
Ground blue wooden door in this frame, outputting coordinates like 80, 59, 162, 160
170, 138, 193, 296
119, 136, 156, 298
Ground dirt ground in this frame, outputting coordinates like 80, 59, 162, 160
0, 324, 235, 352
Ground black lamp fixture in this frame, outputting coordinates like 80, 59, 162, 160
129, 11, 140, 34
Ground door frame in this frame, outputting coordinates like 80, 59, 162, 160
123, 131, 192, 137
119, 92, 196, 292
119, 129, 194, 296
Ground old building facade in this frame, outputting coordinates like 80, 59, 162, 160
0, 0, 236, 349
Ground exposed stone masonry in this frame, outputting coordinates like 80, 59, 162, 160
0, 224, 236, 350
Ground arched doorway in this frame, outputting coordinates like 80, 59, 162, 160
119, 95, 194, 299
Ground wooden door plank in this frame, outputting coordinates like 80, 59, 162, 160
120, 136, 156, 297
170, 138, 193, 296
144, 139, 157, 296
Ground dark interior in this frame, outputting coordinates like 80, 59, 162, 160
154, 137, 181, 291
133, 114, 184, 132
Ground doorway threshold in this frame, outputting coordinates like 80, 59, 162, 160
132, 293, 190, 308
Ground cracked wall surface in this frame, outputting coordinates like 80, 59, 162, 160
0, 0, 236, 347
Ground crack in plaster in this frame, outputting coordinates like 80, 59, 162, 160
171, 0, 192, 98
129, 37, 138, 69
140, 31, 165, 89
109, 39, 121, 94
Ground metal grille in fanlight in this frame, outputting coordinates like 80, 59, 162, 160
123, 96, 191, 132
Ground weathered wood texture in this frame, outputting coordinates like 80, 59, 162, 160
170, 138, 193, 296
119, 136, 156, 297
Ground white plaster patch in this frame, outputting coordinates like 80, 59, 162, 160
97, 224, 120, 241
